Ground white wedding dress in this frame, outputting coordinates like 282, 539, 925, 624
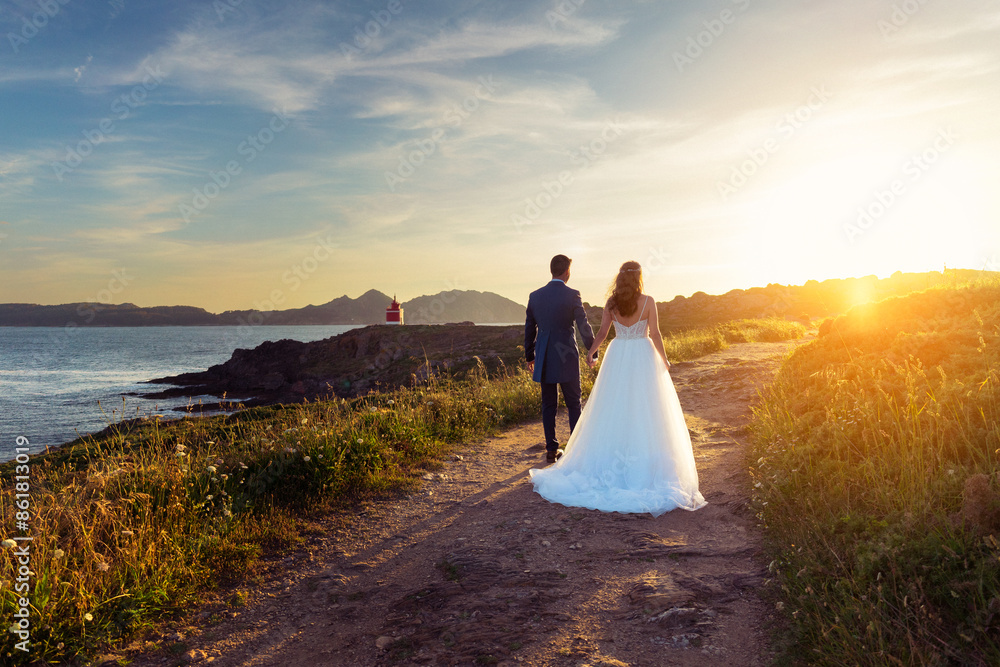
529, 300, 706, 516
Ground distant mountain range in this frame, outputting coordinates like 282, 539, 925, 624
3, 269, 994, 329
0, 289, 526, 327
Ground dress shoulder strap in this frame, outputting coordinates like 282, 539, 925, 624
637, 295, 648, 322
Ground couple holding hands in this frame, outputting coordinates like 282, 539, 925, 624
524, 254, 705, 516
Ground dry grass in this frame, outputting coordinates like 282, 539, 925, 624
750, 277, 1000, 665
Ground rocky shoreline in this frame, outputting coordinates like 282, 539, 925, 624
142, 324, 524, 407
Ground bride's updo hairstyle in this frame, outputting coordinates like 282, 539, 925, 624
607, 260, 643, 317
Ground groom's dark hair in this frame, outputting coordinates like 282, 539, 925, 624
550, 254, 571, 277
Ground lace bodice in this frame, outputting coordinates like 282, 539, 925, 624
611, 295, 651, 341
613, 317, 649, 340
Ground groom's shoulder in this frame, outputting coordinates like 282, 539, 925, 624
530, 280, 557, 296
527, 284, 547, 301
549, 281, 580, 299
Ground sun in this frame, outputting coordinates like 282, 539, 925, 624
738, 150, 992, 286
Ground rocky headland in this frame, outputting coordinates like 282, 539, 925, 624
143, 324, 524, 407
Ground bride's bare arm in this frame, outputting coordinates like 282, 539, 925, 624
588, 304, 613, 360
646, 298, 670, 368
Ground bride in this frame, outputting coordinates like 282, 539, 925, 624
528, 261, 706, 516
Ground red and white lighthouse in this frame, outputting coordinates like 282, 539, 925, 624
385, 295, 403, 325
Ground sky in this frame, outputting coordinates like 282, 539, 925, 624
1, 0, 998, 312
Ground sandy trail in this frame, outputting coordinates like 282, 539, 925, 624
125, 337, 810, 667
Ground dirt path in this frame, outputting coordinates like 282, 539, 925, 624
123, 337, 811, 667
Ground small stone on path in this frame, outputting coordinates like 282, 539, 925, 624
182, 649, 208, 663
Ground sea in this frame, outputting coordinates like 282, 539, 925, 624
0, 325, 362, 461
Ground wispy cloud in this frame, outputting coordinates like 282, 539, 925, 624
73, 55, 93, 83
120, 8, 618, 115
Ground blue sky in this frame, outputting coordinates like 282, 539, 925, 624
1, 0, 998, 311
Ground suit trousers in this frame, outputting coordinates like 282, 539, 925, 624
541, 380, 582, 453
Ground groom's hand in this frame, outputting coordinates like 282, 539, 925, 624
526, 360, 534, 373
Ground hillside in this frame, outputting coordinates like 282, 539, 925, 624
749, 278, 1000, 664
0, 289, 525, 326
403, 289, 524, 324
646, 269, 995, 334
216, 289, 395, 326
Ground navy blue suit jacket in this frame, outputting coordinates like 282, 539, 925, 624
524, 280, 596, 384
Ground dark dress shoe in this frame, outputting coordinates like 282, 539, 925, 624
546, 449, 564, 463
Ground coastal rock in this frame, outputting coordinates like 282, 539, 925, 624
142, 324, 525, 408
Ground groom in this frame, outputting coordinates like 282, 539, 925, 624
524, 254, 596, 463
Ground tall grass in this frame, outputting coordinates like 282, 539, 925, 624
0, 359, 541, 664
0, 317, 802, 664
750, 279, 1000, 665
663, 317, 807, 362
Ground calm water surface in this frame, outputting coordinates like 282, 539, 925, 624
0, 325, 360, 460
